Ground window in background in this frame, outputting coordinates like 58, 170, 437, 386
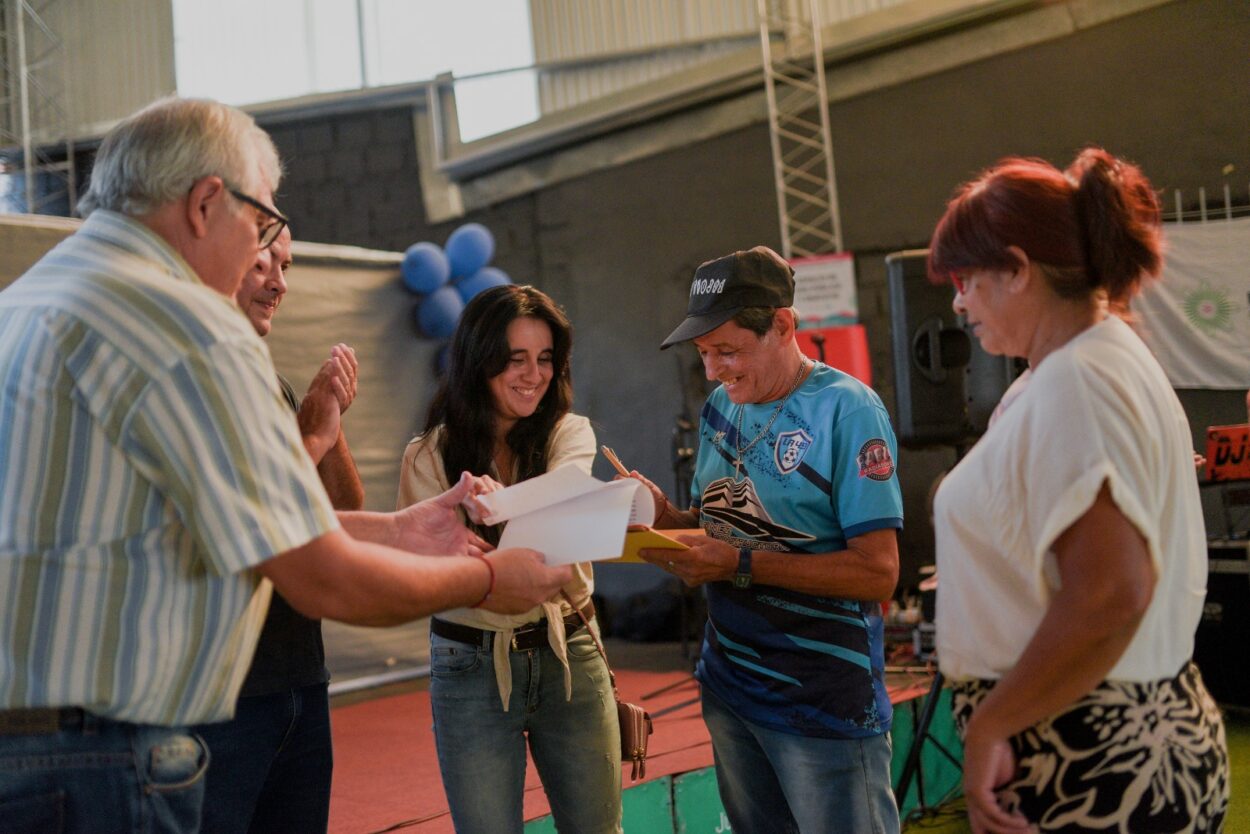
173, 0, 363, 105
172, 0, 537, 142
363, 0, 537, 142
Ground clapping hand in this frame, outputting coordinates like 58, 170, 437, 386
327, 343, 358, 413
298, 343, 358, 463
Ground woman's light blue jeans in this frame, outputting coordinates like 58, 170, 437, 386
702, 685, 900, 834
429, 622, 622, 834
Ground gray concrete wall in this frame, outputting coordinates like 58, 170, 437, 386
253, 0, 1249, 588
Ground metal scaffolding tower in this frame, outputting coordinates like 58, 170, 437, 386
757, 0, 840, 259
0, 0, 76, 215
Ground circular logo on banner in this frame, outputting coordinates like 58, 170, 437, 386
857, 439, 895, 481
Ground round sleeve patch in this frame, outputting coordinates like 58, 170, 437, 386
857, 438, 895, 481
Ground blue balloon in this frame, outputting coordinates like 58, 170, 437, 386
416, 286, 464, 340
401, 241, 451, 294
445, 223, 495, 277
454, 266, 510, 302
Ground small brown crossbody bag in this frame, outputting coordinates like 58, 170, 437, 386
563, 591, 654, 780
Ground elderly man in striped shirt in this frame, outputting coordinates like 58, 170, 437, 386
0, 97, 571, 834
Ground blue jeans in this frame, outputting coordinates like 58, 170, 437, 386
702, 686, 899, 834
194, 682, 333, 834
0, 711, 209, 833
430, 623, 622, 834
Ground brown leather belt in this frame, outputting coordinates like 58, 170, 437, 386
0, 707, 87, 735
431, 600, 595, 652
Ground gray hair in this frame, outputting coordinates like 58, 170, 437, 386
79, 97, 282, 218
732, 305, 799, 337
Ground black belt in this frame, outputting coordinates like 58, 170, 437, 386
431, 600, 595, 652
0, 707, 87, 736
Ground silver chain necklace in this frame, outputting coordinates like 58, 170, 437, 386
730, 359, 809, 481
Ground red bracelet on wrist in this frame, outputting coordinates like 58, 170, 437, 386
656, 492, 671, 523
468, 552, 495, 609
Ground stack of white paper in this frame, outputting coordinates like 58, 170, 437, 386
476, 463, 654, 565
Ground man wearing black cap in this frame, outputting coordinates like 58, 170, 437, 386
633, 245, 903, 833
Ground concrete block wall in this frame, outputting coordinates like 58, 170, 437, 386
251, 0, 1249, 587
264, 109, 427, 252
43, 0, 1248, 589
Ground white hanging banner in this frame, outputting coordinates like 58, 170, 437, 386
791, 252, 857, 326
1130, 217, 1250, 389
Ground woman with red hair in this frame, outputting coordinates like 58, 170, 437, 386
928, 149, 1229, 833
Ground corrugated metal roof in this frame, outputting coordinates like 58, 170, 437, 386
528, 0, 909, 115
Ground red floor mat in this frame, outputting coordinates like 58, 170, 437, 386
328, 670, 709, 834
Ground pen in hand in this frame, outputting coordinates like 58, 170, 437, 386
601, 445, 631, 478
603, 445, 684, 531
604, 446, 657, 534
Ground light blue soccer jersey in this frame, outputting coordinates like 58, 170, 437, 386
691, 363, 903, 738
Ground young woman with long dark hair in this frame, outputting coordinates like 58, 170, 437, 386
397, 284, 621, 833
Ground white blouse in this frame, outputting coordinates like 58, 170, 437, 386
934, 316, 1208, 682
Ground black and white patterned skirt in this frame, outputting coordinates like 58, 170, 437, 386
951, 661, 1229, 833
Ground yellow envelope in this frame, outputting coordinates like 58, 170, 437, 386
611, 527, 704, 563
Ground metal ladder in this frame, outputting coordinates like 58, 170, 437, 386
756, 0, 841, 259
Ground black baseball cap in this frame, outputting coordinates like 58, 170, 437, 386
660, 245, 795, 349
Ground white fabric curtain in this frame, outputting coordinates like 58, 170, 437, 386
1131, 216, 1250, 390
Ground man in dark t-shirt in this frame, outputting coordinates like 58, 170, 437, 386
195, 226, 363, 834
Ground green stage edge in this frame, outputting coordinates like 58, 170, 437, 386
524, 687, 964, 833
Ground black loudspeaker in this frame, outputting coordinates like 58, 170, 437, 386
1193, 548, 1250, 707
886, 249, 1022, 448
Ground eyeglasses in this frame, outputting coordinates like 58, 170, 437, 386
228, 188, 289, 249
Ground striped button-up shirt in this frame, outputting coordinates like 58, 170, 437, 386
0, 211, 338, 726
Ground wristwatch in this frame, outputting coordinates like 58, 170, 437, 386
733, 546, 753, 589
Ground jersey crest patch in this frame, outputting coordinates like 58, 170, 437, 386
857, 438, 894, 481
774, 429, 813, 474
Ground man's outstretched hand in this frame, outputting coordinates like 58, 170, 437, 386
393, 472, 492, 557
477, 548, 572, 614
